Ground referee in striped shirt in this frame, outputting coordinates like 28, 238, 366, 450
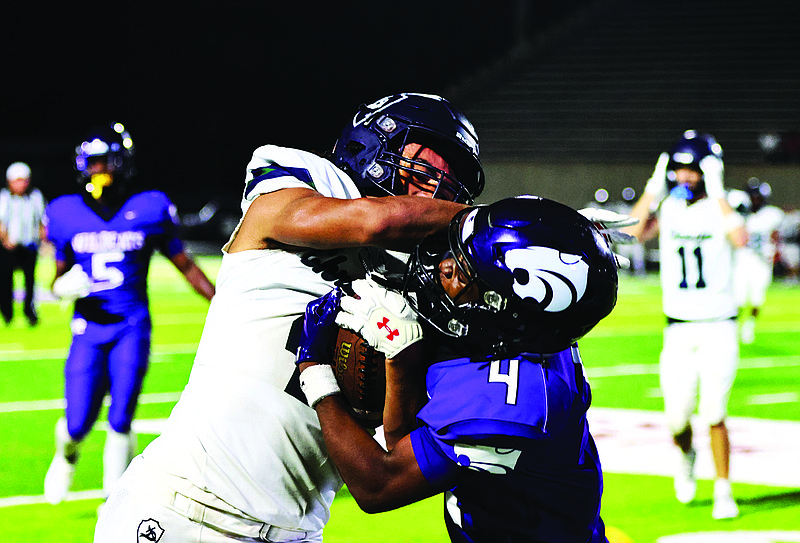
0, 162, 46, 325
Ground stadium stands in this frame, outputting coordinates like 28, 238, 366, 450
452, 0, 800, 165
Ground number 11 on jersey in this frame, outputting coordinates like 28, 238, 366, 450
678, 245, 706, 289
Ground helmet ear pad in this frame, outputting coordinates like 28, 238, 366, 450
334, 125, 398, 196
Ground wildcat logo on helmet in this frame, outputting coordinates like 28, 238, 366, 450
404, 196, 619, 355
505, 247, 589, 312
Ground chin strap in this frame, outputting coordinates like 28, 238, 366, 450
86, 173, 113, 199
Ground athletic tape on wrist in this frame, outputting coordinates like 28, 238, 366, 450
299, 364, 341, 408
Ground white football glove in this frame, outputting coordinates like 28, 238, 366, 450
699, 155, 725, 199
578, 207, 639, 244
336, 277, 423, 359
644, 152, 670, 204
578, 207, 640, 270
52, 264, 92, 301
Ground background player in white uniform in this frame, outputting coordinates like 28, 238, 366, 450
730, 178, 785, 344
625, 131, 747, 520
94, 93, 486, 543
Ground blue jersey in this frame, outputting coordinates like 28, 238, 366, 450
410, 346, 607, 543
45, 191, 184, 323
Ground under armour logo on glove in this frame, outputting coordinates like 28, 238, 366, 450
138, 519, 165, 543
376, 317, 400, 340
337, 277, 423, 359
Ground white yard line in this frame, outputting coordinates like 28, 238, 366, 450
0, 344, 200, 362
0, 392, 181, 413
588, 408, 800, 488
0, 418, 169, 508
2, 409, 798, 509
585, 355, 800, 378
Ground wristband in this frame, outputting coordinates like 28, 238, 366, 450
299, 364, 341, 407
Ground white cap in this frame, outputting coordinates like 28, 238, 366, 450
6, 162, 31, 181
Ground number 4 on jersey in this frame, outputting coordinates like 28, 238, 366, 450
488, 359, 520, 405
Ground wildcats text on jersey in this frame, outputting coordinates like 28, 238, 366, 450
71, 230, 146, 253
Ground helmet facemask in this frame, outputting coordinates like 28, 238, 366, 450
667, 166, 706, 201
404, 197, 620, 358
332, 93, 484, 204
404, 209, 509, 347
665, 130, 722, 201
74, 122, 135, 203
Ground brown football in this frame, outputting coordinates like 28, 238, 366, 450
332, 327, 386, 428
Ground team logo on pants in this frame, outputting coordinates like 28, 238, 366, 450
137, 519, 164, 542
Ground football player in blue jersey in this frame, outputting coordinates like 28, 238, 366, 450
297, 196, 622, 543
43, 122, 216, 505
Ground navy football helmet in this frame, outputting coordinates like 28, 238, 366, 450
666, 130, 723, 198
74, 121, 136, 200
744, 177, 771, 212
331, 93, 484, 204
404, 196, 619, 356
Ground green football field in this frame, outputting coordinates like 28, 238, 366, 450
1, 253, 798, 542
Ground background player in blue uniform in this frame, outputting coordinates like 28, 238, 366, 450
43, 122, 216, 505
297, 196, 623, 542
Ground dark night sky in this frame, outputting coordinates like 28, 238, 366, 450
2, 2, 585, 208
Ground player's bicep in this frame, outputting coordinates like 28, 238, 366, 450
234, 188, 380, 251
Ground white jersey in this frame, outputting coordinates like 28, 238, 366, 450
744, 205, 784, 264
142, 145, 405, 531
657, 196, 739, 322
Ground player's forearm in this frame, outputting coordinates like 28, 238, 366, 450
315, 395, 434, 513
624, 194, 657, 242
354, 196, 467, 251
0, 226, 11, 250
315, 395, 399, 510
382, 344, 428, 451
184, 263, 216, 300
270, 192, 466, 251
170, 252, 215, 300
712, 197, 748, 249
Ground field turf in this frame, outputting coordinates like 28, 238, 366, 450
1, 254, 798, 542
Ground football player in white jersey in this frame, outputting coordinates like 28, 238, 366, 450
625, 131, 747, 520
731, 179, 785, 344
94, 93, 485, 543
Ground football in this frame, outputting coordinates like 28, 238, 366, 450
332, 327, 386, 428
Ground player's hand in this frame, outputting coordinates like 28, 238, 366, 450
699, 155, 725, 199
644, 152, 670, 204
297, 288, 341, 365
52, 264, 92, 301
336, 277, 423, 359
